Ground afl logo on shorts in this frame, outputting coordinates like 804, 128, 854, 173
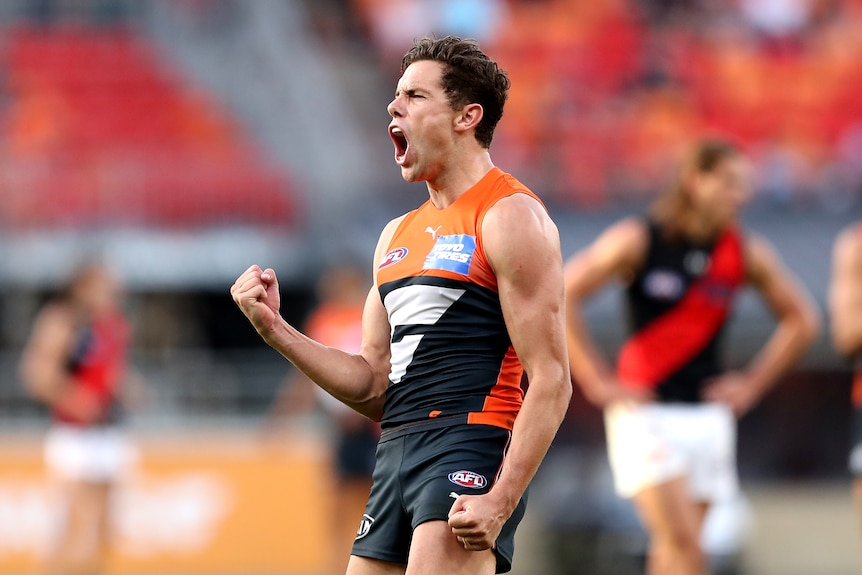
379, 247, 408, 270
448, 470, 487, 489
355, 513, 375, 540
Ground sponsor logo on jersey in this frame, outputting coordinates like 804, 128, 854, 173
379, 247, 408, 270
423, 234, 476, 275
355, 513, 375, 540
448, 470, 487, 489
642, 269, 685, 301
684, 250, 711, 276
425, 225, 442, 239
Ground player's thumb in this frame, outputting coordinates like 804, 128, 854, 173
448, 495, 469, 520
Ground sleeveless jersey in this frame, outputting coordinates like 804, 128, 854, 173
375, 167, 539, 432
617, 220, 746, 402
55, 309, 129, 426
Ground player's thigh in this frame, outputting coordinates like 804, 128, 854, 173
632, 476, 704, 545
405, 520, 495, 575
346, 554, 406, 575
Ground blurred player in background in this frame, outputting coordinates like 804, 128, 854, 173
232, 36, 571, 575
266, 262, 378, 575
828, 222, 862, 526
564, 139, 820, 575
19, 261, 137, 575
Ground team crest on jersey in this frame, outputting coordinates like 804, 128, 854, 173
642, 269, 684, 301
448, 470, 487, 489
379, 247, 408, 270
355, 514, 375, 540
423, 234, 476, 275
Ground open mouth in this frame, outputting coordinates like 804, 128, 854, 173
389, 125, 409, 164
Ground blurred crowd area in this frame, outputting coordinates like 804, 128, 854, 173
344, 0, 862, 210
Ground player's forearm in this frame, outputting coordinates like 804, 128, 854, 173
747, 308, 820, 393
261, 317, 388, 420
490, 369, 571, 512
566, 305, 613, 400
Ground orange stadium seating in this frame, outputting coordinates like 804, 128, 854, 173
0, 26, 295, 228
354, 0, 862, 207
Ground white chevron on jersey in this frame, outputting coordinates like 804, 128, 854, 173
384, 284, 466, 384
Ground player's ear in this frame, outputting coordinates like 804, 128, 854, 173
454, 103, 483, 134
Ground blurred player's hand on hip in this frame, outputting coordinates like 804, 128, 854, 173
702, 371, 760, 416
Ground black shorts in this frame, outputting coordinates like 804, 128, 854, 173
351, 422, 527, 573
334, 423, 378, 480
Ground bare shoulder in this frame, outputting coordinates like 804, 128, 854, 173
483, 192, 555, 232
25, 302, 76, 350
31, 302, 73, 331
575, 216, 649, 272
482, 193, 560, 272
597, 216, 649, 249
742, 231, 784, 282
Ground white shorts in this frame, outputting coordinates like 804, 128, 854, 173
604, 402, 738, 501
44, 424, 137, 483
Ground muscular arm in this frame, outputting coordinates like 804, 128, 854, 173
451, 194, 571, 540
706, 234, 820, 412
563, 218, 650, 406
829, 225, 862, 358
230, 219, 401, 421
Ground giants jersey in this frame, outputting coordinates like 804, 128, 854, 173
375, 167, 539, 432
617, 220, 746, 402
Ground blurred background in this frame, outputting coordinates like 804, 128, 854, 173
0, 0, 859, 573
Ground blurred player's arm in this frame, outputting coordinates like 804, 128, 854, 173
449, 194, 572, 550
829, 225, 862, 358
231, 220, 399, 422
563, 217, 651, 407
19, 305, 101, 421
705, 234, 821, 413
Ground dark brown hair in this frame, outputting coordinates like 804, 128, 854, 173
402, 36, 510, 149
650, 139, 741, 240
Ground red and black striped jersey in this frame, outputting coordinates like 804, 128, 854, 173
375, 167, 540, 432
617, 220, 746, 402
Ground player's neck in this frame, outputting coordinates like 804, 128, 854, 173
425, 151, 494, 209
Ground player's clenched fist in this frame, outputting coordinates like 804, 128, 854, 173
230, 265, 282, 335
447, 492, 508, 552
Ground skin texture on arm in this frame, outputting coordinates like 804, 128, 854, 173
703, 233, 821, 415
563, 217, 653, 407
829, 225, 862, 359
230, 218, 403, 421
447, 193, 572, 550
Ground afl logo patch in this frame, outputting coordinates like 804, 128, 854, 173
378, 247, 408, 270
448, 470, 487, 489
355, 514, 375, 540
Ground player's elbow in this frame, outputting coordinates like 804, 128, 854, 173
796, 303, 822, 348
831, 325, 862, 360
530, 365, 573, 416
